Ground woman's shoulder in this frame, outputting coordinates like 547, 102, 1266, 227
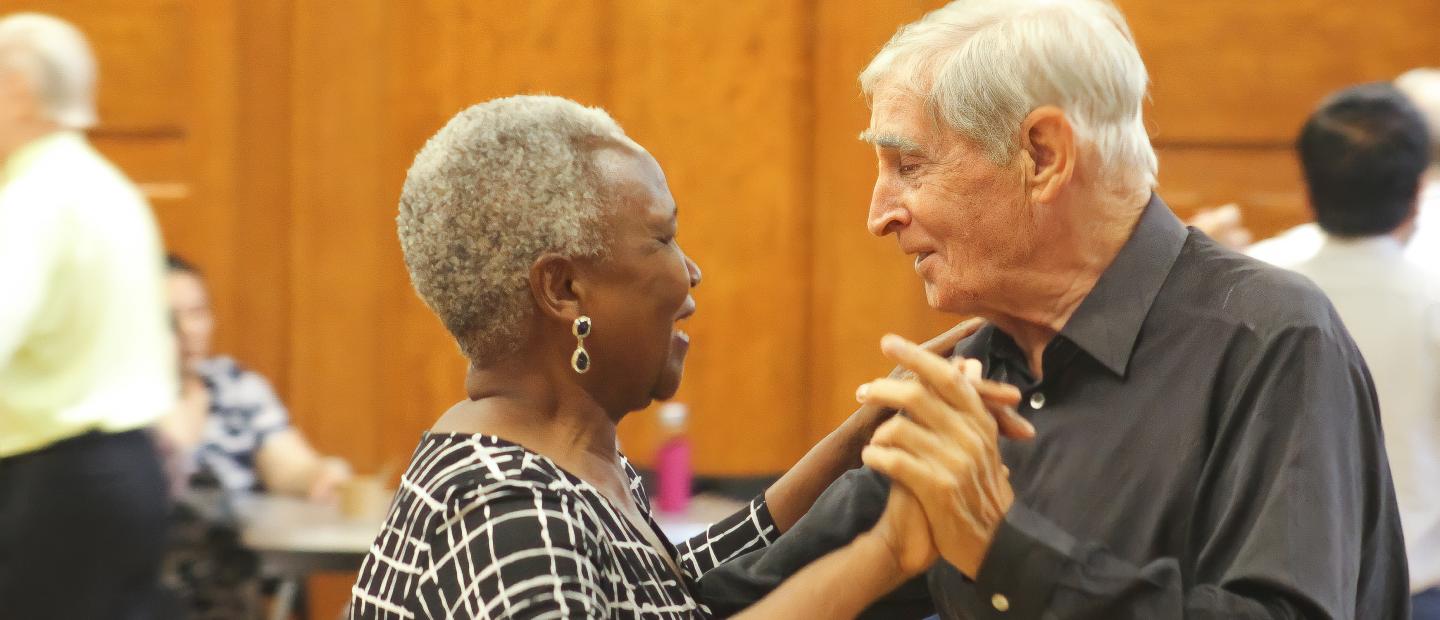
401, 433, 595, 513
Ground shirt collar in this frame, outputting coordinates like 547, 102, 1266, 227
1316, 233, 1404, 258
1053, 193, 1189, 377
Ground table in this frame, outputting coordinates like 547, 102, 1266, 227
235, 494, 384, 620
235, 492, 748, 619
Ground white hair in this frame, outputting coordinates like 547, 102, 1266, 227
860, 0, 1157, 189
0, 13, 97, 129
1396, 68, 1440, 166
398, 95, 620, 365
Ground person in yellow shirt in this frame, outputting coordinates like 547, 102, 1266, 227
0, 13, 176, 619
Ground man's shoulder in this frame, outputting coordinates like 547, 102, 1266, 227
6, 136, 143, 206
1164, 233, 1340, 338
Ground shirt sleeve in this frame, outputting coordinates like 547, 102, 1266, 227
965, 324, 1410, 619
0, 181, 64, 367
674, 495, 778, 583
413, 481, 612, 619
232, 365, 290, 440
696, 468, 936, 619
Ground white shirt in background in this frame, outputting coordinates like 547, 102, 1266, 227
1290, 235, 1440, 594
0, 131, 176, 458
1248, 181, 1440, 268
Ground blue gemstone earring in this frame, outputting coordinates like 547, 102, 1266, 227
571, 315, 592, 374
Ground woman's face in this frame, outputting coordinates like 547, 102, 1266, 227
575, 143, 701, 410
167, 270, 214, 374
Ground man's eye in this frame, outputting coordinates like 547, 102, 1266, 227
898, 163, 921, 175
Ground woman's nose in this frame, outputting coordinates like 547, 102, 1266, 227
685, 254, 702, 288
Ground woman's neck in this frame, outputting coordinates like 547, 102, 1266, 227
438, 357, 630, 498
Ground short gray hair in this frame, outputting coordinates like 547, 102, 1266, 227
860, 0, 1157, 189
398, 95, 620, 365
0, 13, 97, 129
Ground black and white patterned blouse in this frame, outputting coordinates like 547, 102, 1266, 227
191, 356, 290, 493
349, 433, 777, 619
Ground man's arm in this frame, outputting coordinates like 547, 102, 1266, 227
869, 326, 1409, 619
0, 185, 63, 367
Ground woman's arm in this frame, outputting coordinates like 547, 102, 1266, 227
732, 485, 935, 619
763, 318, 1027, 532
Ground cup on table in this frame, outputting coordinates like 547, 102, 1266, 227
339, 475, 391, 520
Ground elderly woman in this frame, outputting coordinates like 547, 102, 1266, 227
348, 96, 1023, 618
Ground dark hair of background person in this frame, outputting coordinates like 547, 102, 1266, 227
166, 253, 201, 275
1297, 82, 1433, 237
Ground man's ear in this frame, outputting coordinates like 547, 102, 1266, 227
529, 254, 585, 324
1020, 106, 1076, 205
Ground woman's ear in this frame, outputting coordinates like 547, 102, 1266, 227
1021, 106, 1076, 205
529, 253, 584, 323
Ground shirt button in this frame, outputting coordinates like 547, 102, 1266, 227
1029, 391, 1046, 410
991, 593, 1010, 612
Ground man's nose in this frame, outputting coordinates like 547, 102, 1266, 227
867, 186, 910, 237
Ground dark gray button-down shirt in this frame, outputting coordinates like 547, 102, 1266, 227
699, 195, 1410, 619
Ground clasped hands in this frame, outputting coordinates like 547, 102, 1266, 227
857, 320, 1035, 579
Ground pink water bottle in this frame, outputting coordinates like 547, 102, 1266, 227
655, 402, 692, 513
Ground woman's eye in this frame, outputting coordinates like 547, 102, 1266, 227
657, 235, 675, 245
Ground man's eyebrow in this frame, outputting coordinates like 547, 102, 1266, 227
858, 129, 922, 154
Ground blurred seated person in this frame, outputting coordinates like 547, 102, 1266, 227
160, 254, 351, 500
159, 254, 355, 618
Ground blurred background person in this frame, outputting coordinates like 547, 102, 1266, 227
1243, 68, 1440, 266
1397, 68, 1440, 268
160, 254, 351, 500
159, 254, 352, 618
0, 12, 175, 619
1285, 82, 1440, 619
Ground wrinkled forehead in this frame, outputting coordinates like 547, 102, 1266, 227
863, 85, 949, 154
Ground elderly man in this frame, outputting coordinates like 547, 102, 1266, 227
0, 13, 175, 618
700, 1, 1409, 618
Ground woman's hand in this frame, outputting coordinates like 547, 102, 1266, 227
868, 482, 938, 576
858, 335, 1021, 578
841, 318, 1030, 468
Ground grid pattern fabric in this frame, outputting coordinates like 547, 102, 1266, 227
350, 433, 776, 619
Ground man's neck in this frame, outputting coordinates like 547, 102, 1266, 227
982, 186, 1151, 378
0, 121, 62, 164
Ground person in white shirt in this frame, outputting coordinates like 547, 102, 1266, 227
0, 13, 176, 618
1247, 68, 1440, 268
1284, 82, 1440, 618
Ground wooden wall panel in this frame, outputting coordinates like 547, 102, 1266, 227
608, 1, 814, 474
1119, 0, 1440, 145
288, 0, 394, 473
808, 0, 953, 437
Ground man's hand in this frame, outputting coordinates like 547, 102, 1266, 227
843, 318, 1031, 459
857, 334, 1019, 577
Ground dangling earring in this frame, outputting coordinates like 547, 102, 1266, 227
571, 315, 592, 374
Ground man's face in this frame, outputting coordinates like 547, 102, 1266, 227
865, 86, 1036, 314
